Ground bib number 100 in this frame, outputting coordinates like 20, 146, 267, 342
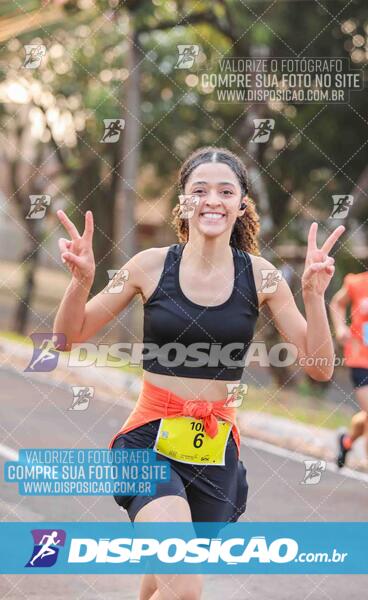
190, 421, 204, 448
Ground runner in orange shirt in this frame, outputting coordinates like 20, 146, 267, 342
330, 271, 368, 467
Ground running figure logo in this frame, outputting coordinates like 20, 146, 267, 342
25, 195, 51, 219
23, 45, 46, 69
300, 460, 326, 485
100, 119, 125, 143
25, 333, 66, 372
68, 386, 94, 411
174, 45, 200, 69
225, 383, 248, 408
330, 195, 354, 219
25, 529, 66, 568
103, 268, 130, 294
178, 195, 200, 219
251, 119, 275, 143
259, 269, 282, 294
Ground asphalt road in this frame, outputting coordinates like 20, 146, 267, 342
0, 367, 367, 599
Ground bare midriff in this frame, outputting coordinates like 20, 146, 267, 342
143, 370, 241, 403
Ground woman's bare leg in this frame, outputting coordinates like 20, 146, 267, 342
355, 385, 368, 413
355, 386, 368, 458
363, 415, 368, 459
135, 495, 203, 600
349, 410, 367, 441
139, 574, 158, 600
145, 574, 203, 600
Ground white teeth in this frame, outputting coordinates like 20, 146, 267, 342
200, 213, 224, 220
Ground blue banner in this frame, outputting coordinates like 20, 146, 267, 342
3, 449, 171, 496
0, 522, 366, 574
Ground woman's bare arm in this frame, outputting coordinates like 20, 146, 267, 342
264, 270, 332, 381
53, 257, 141, 351
329, 284, 352, 346
252, 223, 345, 382
53, 209, 157, 351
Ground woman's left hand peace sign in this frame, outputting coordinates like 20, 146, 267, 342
301, 222, 345, 296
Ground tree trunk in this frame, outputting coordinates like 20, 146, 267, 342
114, 17, 142, 341
115, 21, 141, 263
11, 117, 44, 335
13, 230, 40, 334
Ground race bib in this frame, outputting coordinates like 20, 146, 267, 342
363, 322, 368, 346
153, 416, 232, 466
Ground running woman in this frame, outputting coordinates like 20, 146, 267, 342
330, 271, 368, 468
54, 147, 344, 600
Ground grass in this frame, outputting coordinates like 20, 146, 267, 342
0, 330, 33, 345
241, 384, 353, 430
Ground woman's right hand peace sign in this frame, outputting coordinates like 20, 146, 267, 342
57, 209, 95, 283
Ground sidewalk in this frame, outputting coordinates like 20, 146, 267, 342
1, 335, 366, 471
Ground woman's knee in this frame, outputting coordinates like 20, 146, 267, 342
139, 573, 158, 600
134, 498, 203, 598
175, 576, 203, 600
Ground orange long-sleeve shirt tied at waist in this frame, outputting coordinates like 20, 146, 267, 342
108, 379, 241, 458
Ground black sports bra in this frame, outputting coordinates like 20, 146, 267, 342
142, 243, 259, 381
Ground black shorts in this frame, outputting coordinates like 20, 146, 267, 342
350, 367, 368, 389
111, 419, 248, 534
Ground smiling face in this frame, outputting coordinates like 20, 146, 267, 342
183, 161, 246, 240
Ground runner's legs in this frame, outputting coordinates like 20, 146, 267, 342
355, 385, 368, 413
349, 410, 367, 442
135, 496, 203, 600
338, 372, 368, 467
355, 385, 368, 458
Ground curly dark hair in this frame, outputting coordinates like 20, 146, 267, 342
171, 146, 260, 255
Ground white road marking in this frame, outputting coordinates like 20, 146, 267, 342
242, 435, 368, 483
0, 443, 18, 461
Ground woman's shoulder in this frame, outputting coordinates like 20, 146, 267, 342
244, 252, 279, 309
245, 251, 276, 273
130, 246, 175, 303
128, 245, 173, 289
132, 245, 173, 270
